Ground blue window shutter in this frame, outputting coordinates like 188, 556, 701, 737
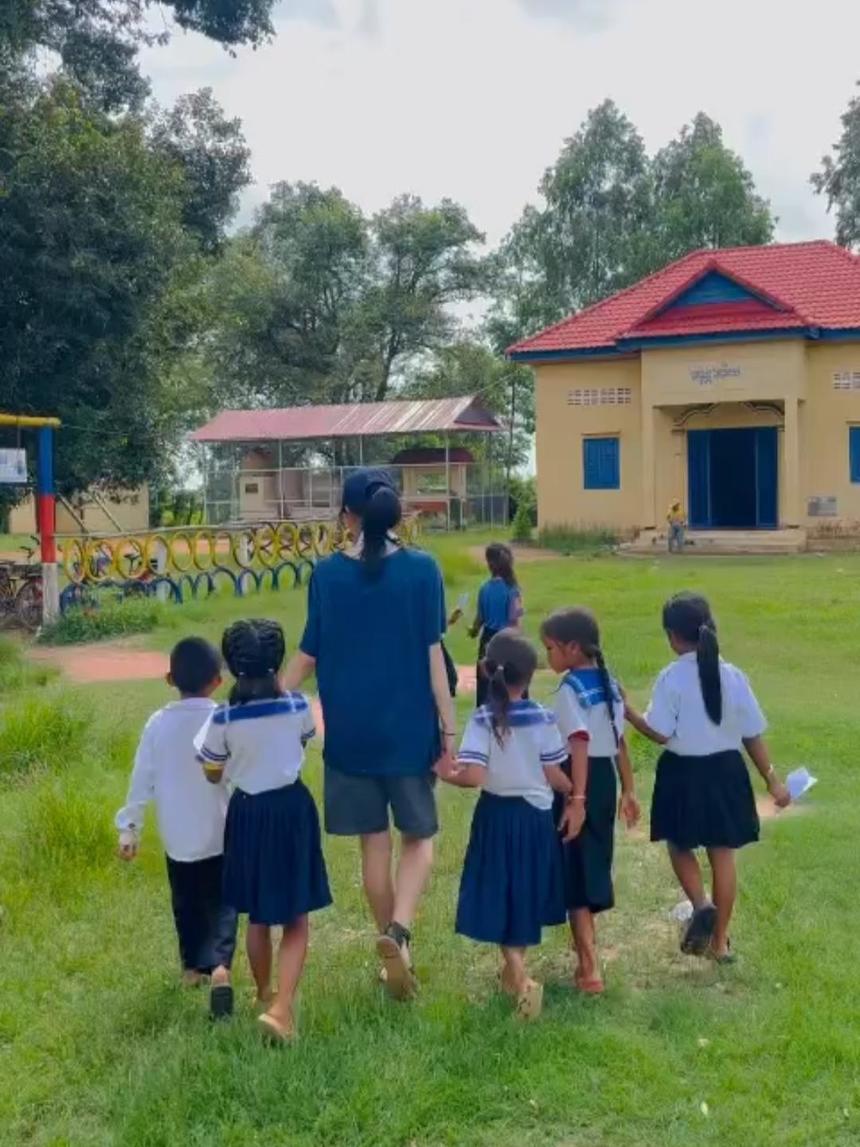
583, 437, 620, 490
850, 427, 860, 484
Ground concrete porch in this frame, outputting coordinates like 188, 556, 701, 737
623, 526, 808, 556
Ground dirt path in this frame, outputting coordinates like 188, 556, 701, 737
29, 640, 480, 738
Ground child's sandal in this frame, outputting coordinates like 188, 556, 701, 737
209, 984, 234, 1021
573, 971, 605, 995
708, 938, 737, 965
258, 1011, 295, 1044
681, 904, 718, 957
376, 922, 417, 1001
515, 979, 543, 1021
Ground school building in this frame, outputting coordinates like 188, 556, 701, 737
509, 241, 860, 551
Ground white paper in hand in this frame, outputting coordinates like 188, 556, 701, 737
456, 592, 470, 611
786, 767, 817, 801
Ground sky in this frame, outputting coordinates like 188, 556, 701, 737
143, 0, 859, 263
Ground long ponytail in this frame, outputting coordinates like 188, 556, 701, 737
696, 621, 722, 725
360, 485, 402, 576
483, 630, 538, 747
662, 592, 722, 725
592, 646, 620, 749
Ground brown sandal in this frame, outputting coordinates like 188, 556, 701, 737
515, 979, 544, 1021
257, 1012, 295, 1044
376, 922, 417, 1002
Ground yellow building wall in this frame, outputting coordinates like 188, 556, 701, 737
534, 357, 642, 531
640, 340, 808, 406
534, 337, 860, 534
9, 487, 149, 536
803, 342, 860, 529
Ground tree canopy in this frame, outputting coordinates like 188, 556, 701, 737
0, 0, 255, 495
489, 101, 776, 347
813, 83, 860, 249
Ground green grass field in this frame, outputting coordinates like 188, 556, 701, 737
1, 541, 859, 1146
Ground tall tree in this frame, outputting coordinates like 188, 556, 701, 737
490, 102, 775, 346
0, 81, 193, 493
197, 184, 486, 413
363, 196, 485, 400
1, 0, 275, 111
653, 112, 774, 257
488, 100, 656, 344
813, 83, 860, 249
149, 89, 252, 254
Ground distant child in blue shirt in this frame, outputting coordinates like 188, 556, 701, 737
541, 607, 640, 995
437, 630, 577, 1021
470, 543, 524, 707
195, 619, 331, 1043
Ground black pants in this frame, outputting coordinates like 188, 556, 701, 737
165, 854, 238, 973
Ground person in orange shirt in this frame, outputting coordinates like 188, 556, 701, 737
667, 501, 687, 554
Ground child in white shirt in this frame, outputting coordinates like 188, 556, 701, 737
626, 592, 790, 963
436, 630, 576, 1021
195, 618, 331, 1043
116, 637, 236, 1019
541, 607, 640, 995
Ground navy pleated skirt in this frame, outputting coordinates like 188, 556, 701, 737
223, 780, 332, 926
553, 756, 617, 914
651, 749, 760, 851
651, 752, 761, 853
456, 791, 566, 947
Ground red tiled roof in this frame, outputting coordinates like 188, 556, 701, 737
190, 397, 500, 444
507, 241, 860, 357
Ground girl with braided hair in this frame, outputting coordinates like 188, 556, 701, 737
626, 593, 790, 964
437, 630, 574, 1020
541, 607, 640, 994
195, 618, 331, 1042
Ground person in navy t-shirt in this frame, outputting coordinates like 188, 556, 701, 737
282, 469, 456, 1001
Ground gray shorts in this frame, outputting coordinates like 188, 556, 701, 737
324, 766, 438, 839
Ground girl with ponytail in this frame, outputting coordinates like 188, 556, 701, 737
626, 592, 790, 964
436, 630, 575, 1021
540, 607, 640, 994
195, 619, 331, 1042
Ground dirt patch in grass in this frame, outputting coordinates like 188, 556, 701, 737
29, 640, 168, 683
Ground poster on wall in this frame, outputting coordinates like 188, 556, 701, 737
0, 449, 27, 484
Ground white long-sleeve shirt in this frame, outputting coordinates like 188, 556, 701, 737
115, 698, 228, 863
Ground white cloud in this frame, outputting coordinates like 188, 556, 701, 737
142, 0, 857, 250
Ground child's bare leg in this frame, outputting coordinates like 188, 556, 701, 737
570, 908, 599, 982
500, 945, 528, 993
667, 844, 709, 908
706, 847, 737, 956
502, 946, 542, 1019
266, 915, 310, 1030
246, 923, 273, 1003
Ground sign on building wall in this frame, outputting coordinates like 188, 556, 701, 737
689, 363, 742, 386
0, 448, 27, 484
808, 496, 838, 517
832, 371, 860, 390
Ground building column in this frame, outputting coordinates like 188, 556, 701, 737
783, 397, 801, 528
641, 403, 657, 529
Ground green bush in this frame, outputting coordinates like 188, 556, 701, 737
22, 781, 114, 871
159, 508, 175, 527
0, 636, 56, 693
510, 502, 533, 543
0, 692, 91, 778
39, 597, 171, 646
537, 523, 618, 554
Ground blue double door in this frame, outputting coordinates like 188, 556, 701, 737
687, 427, 778, 529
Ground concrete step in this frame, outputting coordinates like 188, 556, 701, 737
623, 528, 807, 556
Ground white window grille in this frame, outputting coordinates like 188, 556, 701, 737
568, 387, 632, 406
832, 371, 860, 391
